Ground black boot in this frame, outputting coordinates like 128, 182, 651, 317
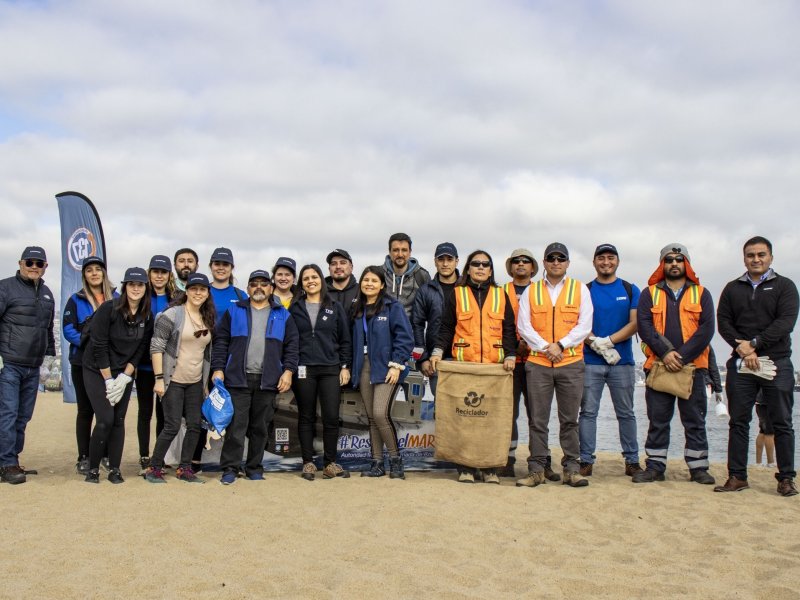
361, 459, 386, 477
389, 456, 405, 480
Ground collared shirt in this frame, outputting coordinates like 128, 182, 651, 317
748, 268, 773, 289
517, 275, 593, 351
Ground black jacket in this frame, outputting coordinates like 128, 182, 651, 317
83, 299, 153, 374
325, 275, 359, 313
411, 273, 457, 362
0, 272, 55, 368
289, 298, 352, 368
717, 271, 799, 360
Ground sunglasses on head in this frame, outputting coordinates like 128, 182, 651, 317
511, 257, 532, 265
470, 260, 491, 268
193, 329, 209, 338
25, 259, 45, 268
664, 256, 685, 264
545, 255, 567, 263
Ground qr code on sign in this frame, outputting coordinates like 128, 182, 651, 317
275, 428, 289, 443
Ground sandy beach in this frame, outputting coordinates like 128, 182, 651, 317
1, 393, 798, 599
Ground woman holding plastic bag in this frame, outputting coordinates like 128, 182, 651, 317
430, 250, 517, 484
82, 267, 153, 484
144, 273, 215, 484
351, 266, 414, 479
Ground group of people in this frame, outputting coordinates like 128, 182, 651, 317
0, 234, 796, 498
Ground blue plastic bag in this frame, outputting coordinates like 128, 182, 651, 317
202, 378, 234, 435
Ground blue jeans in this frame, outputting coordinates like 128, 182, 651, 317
579, 363, 639, 464
0, 362, 40, 466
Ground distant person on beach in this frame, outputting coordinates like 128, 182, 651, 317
635, 243, 715, 485
173, 247, 198, 295
715, 236, 798, 497
325, 249, 359, 309
516, 242, 593, 488
0, 246, 55, 485
578, 244, 643, 478
754, 392, 776, 468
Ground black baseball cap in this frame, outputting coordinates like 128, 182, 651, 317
122, 267, 148, 283
593, 244, 618, 257
148, 255, 172, 271
273, 257, 296, 274
544, 242, 569, 260
326, 249, 352, 264
81, 256, 106, 270
248, 269, 272, 283
434, 242, 458, 259
21, 246, 47, 262
186, 273, 211, 288
210, 247, 234, 265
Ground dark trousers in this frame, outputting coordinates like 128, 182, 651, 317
726, 356, 796, 480
508, 361, 529, 464
150, 380, 204, 469
73, 364, 94, 458
293, 365, 341, 465
643, 370, 709, 474
219, 374, 276, 476
83, 368, 133, 470
135, 369, 164, 458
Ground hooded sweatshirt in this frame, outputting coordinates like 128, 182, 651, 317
383, 256, 431, 318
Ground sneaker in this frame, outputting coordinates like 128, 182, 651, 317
0, 465, 26, 485
361, 460, 386, 478
302, 462, 317, 481
579, 462, 593, 477
144, 467, 166, 484
777, 478, 798, 497
108, 468, 125, 484
458, 471, 475, 484
84, 468, 100, 484
632, 468, 665, 483
543, 466, 561, 482
484, 470, 500, 485
176, 466, 204, 484
323, 463, 350, 479
516, 471, 546, 487
714, 475, 749, 493
767, 463, 777, 469
138, 456, 150, 475
100, 457, 110, 472
76, 456, 90, 476
625, 463, 643, 477
220, 470, 237, 485
562, 471, 589, 487
389, 456, 405, 480
246, 472, 264, 481
690, 469, 715, 485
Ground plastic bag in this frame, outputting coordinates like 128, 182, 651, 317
202, 378, 234, 436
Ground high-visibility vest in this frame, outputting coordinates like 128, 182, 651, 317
452, 285, 507, 363
642, 284, 709, 369
527, 277, 584, 367
504, 282, 529, 364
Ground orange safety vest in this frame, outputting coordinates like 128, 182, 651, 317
642, 283, 709, 369
527, 277, 584, 367
452, 285, 507, 363
504, 282, 528, 364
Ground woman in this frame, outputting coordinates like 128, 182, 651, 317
62, 256, 115, 475
289, 264, 352, 481
351, 265, 413, 479
272, 257, 297, 308
430, 250, 516, 485
208, 247, 247, 322
135, 254, 176, 473
144, 273, 215, 484
82, 268, 153, 484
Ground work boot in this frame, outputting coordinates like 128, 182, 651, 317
389, 456, 405, 480
632, 468, 665, 483
361, 459, 386, 478
579, 462, 593, 477
625, 463, 643, 477
714, 476, 749, 493
516, 471, 546, 488
562, 471, 589, 487
301, 462, 316, 481
543, 456, 561, 481
777, 478, 798, 497
0, 465, 26, 485
323, 463, 350, 479
690, 469, 715, 485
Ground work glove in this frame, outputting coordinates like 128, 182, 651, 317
115, 372, 133, 387
737, 356, 777, 380
105, 378, 124, 406
590, 336, 614, 353
600, 347, 621, 365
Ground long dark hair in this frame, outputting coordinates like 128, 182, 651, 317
176, 285, 216, 331
114, 281, 152, 322
353, 265, 388, 319
297, 264, 331, 308
456, 249, 498, 288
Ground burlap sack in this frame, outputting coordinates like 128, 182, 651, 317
434, 361, 513, 468
645, 361, 696, 400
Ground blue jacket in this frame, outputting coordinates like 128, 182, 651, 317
352, 296, 414, 387
411, 272, 458, 362
63, 289, 120, 366
211, 297, 299, 391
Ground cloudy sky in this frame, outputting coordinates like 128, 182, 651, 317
1, 0, 798, 355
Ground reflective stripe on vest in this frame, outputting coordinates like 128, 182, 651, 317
527, 277, 583, 367
452, 285, 506, 363
641, 284, 709, 369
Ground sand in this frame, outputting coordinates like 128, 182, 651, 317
1, 394, 798, 599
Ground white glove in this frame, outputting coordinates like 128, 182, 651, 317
590, 336, 614, 353
115, 373, 133, 387
105, 379, 124, 405
737, 357, 777, 380
600, 347, 621, 365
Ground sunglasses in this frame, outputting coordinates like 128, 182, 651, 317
193, 329, 209, 338
25, 259, 45, 268
249, 281, 272, 288
664, 256, 685, 264
511, 257, 532, 265
470, 260, 491, 268
545, 255, 567, 263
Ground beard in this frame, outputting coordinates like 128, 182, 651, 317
178, 268, 194, 281
251, 289, 268, 302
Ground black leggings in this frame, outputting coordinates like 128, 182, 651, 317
73, 364, 93, 458
83, 367, 133, 470
293, 365, 341, 464
135, 369, 164, 458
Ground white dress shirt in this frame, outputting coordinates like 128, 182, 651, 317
517, 276, 594, 351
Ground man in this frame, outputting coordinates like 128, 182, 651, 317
0, 246, 55, 484
516, 243, 593, 488
325, 249, 359, 309
212, 270, 298, 484
209, 247, 247, 321
383, 232, 431, 318
411, 242, 459, 396
579, 244, 643, 478
634, 243, 715, 485
173, 248, 198, 293
715, 236, 798, 497
500, 248, 559, 480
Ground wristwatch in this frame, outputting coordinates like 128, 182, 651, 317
750, 337, 758, 349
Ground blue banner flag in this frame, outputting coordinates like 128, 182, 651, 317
56, 191, 107, 403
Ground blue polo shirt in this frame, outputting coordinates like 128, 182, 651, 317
210, 285, 247, 321
584, 278, 640, 366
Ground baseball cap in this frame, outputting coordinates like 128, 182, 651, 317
434, 242, 458, 259
21, 246, 47, 262
122, 268, 148, 284
594, 244, 618, 257
544, 242, 569, 260
186, 273, 211, 288
148, 255, 172, 271
210, 247, 234, 265
273, 257, 296, 274
81, 256, 106, 271
248, 269, 272, 283
326, 249, 352, 264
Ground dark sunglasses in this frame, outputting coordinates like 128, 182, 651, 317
193, 329, 210, 338
470, 260, 491, 268
545, 255, 567, 263
25, 259, 45, 268
664, 256, 685, 264
249, 281, 272, 288
511, 257, 532, 265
